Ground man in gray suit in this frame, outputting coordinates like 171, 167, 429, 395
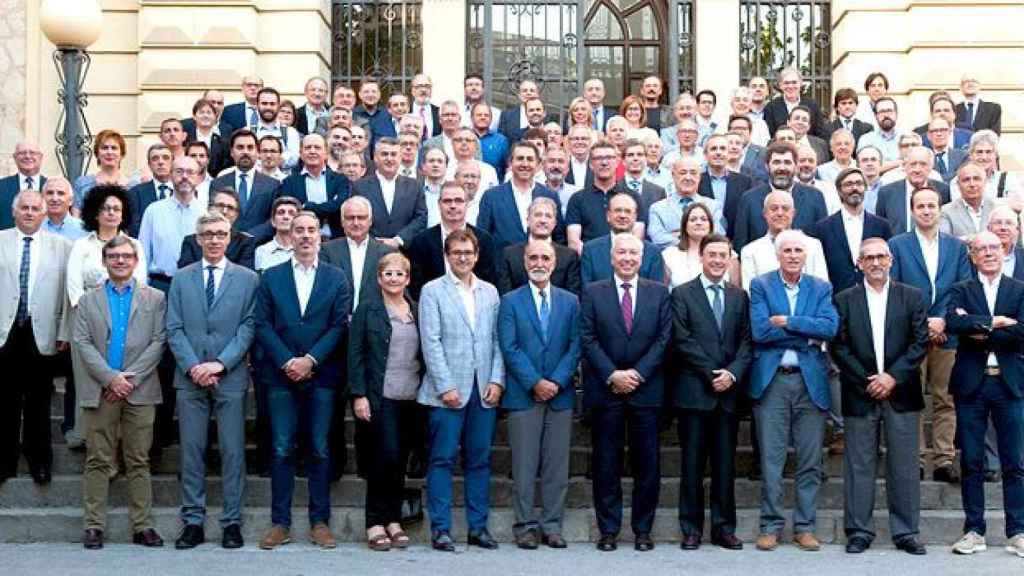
417, 227, 505, 552
166, 211, 259, 550
940, 163, 994, 241
0, 189, 71, 486
73, 236, 166, 549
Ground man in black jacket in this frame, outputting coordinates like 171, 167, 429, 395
497, 197, 580, 295
178, 188, 256, 270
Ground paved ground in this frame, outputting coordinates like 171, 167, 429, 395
2, 543, 1019, 575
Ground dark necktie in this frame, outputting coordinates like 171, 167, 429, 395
711, 284, 724, 331
539, 289, 550, 340
593, 109, 600, 130
627, 179, 640, 192
967, 102, 975, 127
621, 282, 633, 335
158, 184, 170, 200
24, 176, 33, 190
238, 172, 249, 208
936, 153, 948, 178
17, 236, 32, 326
248, 107, 258, 129
205, 265, 216, 309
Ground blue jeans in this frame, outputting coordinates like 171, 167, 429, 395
268, 385, 335, 527
426, 385, 497, 534
956, 375, 1024, 538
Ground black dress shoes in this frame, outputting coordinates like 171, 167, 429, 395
933, 464, 960, 484
845, 536, 870, 553
432, 531, 456, 552
895, 537, 927, 555
133, 528, 165, 547
543, 533, 567, 549
634, 533, 655, 551
175, 524, 205, 549
984, 470, 1001, 483
222, 524, 243, 549
711, 532, 743, 550
30, 468, 51, 486
468, 528, 499, 549
83, 529, 104, 550
596, 534, 617, 551
515, 530, 538, 550
680, 533, 701, 550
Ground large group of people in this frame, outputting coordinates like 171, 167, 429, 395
0, 65, 1022, 560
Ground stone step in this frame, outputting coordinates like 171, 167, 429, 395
0, 506, 1005, 546
0, 475, 999, 512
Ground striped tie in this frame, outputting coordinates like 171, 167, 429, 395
16, 237, 32, 326
205, 265, 216, 309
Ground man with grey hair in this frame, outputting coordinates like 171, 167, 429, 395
729, 86, 770, 146
941, 163, 997, 241
583, 78, 617, 131
740, 190, 829, 291
425, 100, 464, 161
446, 128, 497, 186
167, 210, 259, 549
647, 155, 724, 250
497, 196, 580, 295
40, 177, 85, 240
0, 141, 47, 230
659, 93, 697, 151
295, 76, 330, 136
950, 130, 1021, 203
876, 146, 950, 235
410, 73, 440, 139
763, 67, 826, 139
659, 118, 705, 171
454, 160, 485, 225
353, 136, 425, 248
177, 188, 257, 271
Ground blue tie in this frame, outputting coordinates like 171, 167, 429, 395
711, 284, 724, 332
248, 106, 258, 129
967, 102, 975, 127
205, 265, 216, 309
539, 289, 550, 340
157, 184, 170, 200
628, 179, 640, 192
936, 153, 948, 179
238, 172, 249, 208
16, 237, 31, 326
679, 196, 693, 210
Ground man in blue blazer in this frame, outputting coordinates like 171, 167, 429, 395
945, 231, 1024, 556
211, 129, 280, 242
732, 142, 827, 250
368, 94, 408, 152
351, 138, 426, 247
498, 240, 581, 549
220, 76, 263, 134
476, 141, 565, 251
581, 233, 672, 552
277, 134, 349, 238
254, 211, 352, 550
0, 141, 46, 230
580, 193, 663, 287
888, 186, 972, 483
127, 144, 175, 237
811, 167, 893, 294
748, 230, 838, 552
875, 146, 950, 236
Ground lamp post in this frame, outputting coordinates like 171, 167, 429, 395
39, 0, 103, 182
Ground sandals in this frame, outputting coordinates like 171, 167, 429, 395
367, 532, 391, 551
387, 526, 410, 549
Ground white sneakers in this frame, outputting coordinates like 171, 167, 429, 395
952, 531, 986, 555
1007, 534, 1024, 558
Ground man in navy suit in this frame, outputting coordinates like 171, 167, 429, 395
476, 141, 564, 251
177, 188, 257, 271
369, 93, 410, 151
956, 75, 1001, 135
875, 146, 951, 236
915, 95, 973, 151
352, 137, 426, 248
811, 168, 893, 294
220, 76, 263, 134
699, 134, 753, 239
748, 230, 838, 552
127, 143, 175, 237
277, 134, 349, 238
728, 115, 769, 183
254, 211, 351, 550
211, 129, 280, 241
497, 240, 581, 549
581, 233, 672, 553
762, 67, 827, 139
293, 77, 330, 137
732, 142, 827, 250
580, 193, 664, 286
888, 187, 972, 483
825, 89, 873, 145
498, 79, 540, 143
946, 231, 1024, 556
671, 234, 753, 550
582, 78, 618, 132
0, 141, 46, 230
922, 118, 967, 182
410, 74, 442, 139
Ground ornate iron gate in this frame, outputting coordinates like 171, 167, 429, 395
739, 0, 832, 111
331, 0, 424, 95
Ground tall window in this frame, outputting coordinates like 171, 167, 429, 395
332, 0, 423, 95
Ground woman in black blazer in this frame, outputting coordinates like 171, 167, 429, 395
348, 252, 423, 551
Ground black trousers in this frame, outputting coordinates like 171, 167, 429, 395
361, 397, 417, 528
0, 323, 54, 477
590, 402, 660, 537
677, 406, 739, 537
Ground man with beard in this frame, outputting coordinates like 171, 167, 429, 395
461, 74, 500, 132
541, 146, 579, 216
876, 146, 951, 236
640, 75, 670, 132
732, 142, 828, 250
857, 97, 903, 173
254, 88, 301, 171
353, 78, 384, 128
325, 125, 352, 173
211, 129, 280, 242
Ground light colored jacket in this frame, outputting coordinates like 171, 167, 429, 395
939, 197, 998, 241
0, 228, 71, 354
417, 274, 504, 409
72, 279, 166, 407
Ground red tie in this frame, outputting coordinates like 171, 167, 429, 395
419, 106, 428, 140
621, 282, 633, 334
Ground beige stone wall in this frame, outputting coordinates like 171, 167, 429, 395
0, 0, 27, 176
831, 0, 1024, 168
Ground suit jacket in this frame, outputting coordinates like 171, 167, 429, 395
416, 274, 504, 409
562, 106, 617, 133
580, 233, 665, 287
825, 117, 873, 145
874, 179, 951, 236
412, 103, 442, 138
476, 181, 565, 250
127, 180, 172, 237
833, 281, 929, 416
697, 170, 753, 239
294, 104, 328, 136
931, 147, 968, 182
748, 271, 838, 409
182, 122, 231, 175
497, 241, 580, 296
72, 279, 166, 407
805, 134, 832, 163
319, 236, 395, 306
955, 100, 1002, 134
670, 277, 753, 412
498, 284, 581, 411
939, 198, 996, 240
347, 294, 423, 412
177, 231, 256, 271
732, 183, 828, 250
254, 260, 352, 389
166, 261, 259, 392
946, 276, 1024, 398
220, 101, 250, 134
810, 210, 893, 294
351, 175, 426, 245
763, 96, 827, 139
406, 223, 496, 300
915, 124, 973, 151
740, 145, 768, 183
498, 106, 526, 143
888, 231, 972, 348
1011, 246, 1024, 282
369, 113, 401, 151
580, 278, 672, 410
0, 229, 71, 353
614, 179, 666, 225
211, 170, 281, 237
0, 174, 47, 230
277, 169, 350, 237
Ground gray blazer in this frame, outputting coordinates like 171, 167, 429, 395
166, 261, 260, 392
72, 279, 167, 408
417, 274, 504, 409
0, 228, 71, 354
939, 198, 996, 241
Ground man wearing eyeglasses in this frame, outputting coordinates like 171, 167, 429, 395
0, 141, 47, 230
177, 188, 256, 270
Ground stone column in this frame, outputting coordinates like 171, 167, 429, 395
421, 0, 467, 104
694, 0, 740, 101
0, 0, 28, 175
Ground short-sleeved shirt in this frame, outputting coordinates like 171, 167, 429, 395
566, 185, 644, 243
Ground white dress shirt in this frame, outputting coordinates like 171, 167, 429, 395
256, 122, 300, 169
292, 257, 318, 316
613, 274, 638, 317
412, 102, 435, 137
780, 274, 800, 366
864, 280, 889, 374
570, 157, 588, 186
376, 171, 397, 214
511, 182, 533, 233
979, 272, 1000, 367
254, 237, 293, 272
15, 228, 42, 302
347, 237, 369, 308
739, 233, 830, 291
841, 207, 865, 262
424, 181, 442, 228
202, 258, 226, 296
915, 229, 940, 305
451, 272, 478, 332
19, 173, 42, 191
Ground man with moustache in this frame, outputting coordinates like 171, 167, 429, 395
640, 75, 670, 132
857, 97, 903, 172
254, 88, 301, 171
541, 146, 579, 215
497, 197, 581, 295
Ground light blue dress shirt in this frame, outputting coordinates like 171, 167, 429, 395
105, 280, 134, 371
137, 195, 204, 276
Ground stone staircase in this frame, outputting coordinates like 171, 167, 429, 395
0, 381, 1006, 546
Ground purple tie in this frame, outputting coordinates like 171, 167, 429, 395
621, 282, 633, 334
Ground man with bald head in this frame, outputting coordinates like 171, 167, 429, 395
740, 191, 829, 291
987, 206, 1024, 281
647, 156, 724, 250
0, 141, 47, 229
876, 146, 951, 235
41, 177, 86, 241
221, 75, 264, 133
940, 163, 996, 240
